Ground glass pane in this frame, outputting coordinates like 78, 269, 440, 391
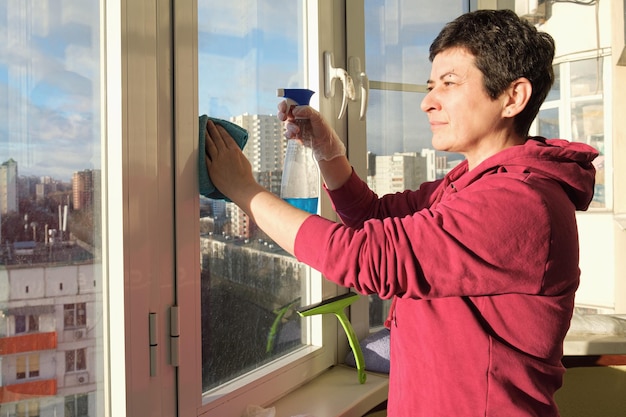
15, 315, 26, 333
64, 304, 76, 327
571, 60, 605, 209
571, 99, 605, 208
198, 0, 309, 392
570, 57, 603, 97
546, 64, 560, 101
29, 314, 38, 331
66, 351, 76, 372
365, 1, 467, 84
0, 1, 102, 416
364, 0, 468, 328
537, 107, 560, 139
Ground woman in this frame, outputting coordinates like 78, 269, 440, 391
205, 9, 598, 417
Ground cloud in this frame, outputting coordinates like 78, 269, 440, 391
0, 0, 100, 180
198, 0, 300, 118
197, 0, 298, 38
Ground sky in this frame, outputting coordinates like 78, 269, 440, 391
198, 1, 303, 118
0, 0, 465, 182
0, 0, 100, 181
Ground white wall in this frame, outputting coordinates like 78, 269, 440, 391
542, 1, 613, 58
576, 213, 616, 311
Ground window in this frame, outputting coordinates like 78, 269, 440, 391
16, 354, 39, 379
65, 348, 86, 373
16, 401, 39, 417
175, 1, 341, 415
0, 1, 104, 415
347, 0, 471, 329
14, 315, 38, 334
65, 394, 89, 417
536, 55, 610, 209
64, 303, 86, 328
193, 0, 331, 403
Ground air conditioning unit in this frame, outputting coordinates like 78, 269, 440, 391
64, 371, 89, 387
74, 329, 86, 340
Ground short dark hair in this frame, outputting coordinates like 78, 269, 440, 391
429, 9, 555, 137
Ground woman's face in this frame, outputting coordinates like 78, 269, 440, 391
421, 47, 512, 169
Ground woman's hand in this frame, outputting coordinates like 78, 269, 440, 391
204, 119, 257, 200
277, 100, 346, 161
204, 118, 310, 255
277, 100, 353, 190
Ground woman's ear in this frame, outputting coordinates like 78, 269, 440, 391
502, 77, 532, 118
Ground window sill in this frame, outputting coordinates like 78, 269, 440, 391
271, 365, 389, 417
564, 314, 626, 356
563, 314, 626, 367
564, 334, 626, 356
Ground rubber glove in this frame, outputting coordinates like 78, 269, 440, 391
277, 100, 346, 162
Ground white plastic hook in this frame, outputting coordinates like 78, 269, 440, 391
324, 51, 355, 119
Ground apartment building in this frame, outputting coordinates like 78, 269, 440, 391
0, 245, 97, 416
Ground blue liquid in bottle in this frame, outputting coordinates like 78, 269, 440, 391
278, 88, 319, 215
284, 197, 318, 214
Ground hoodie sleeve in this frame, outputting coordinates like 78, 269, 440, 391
324, 168, 446, 229
294, 172, 579, 301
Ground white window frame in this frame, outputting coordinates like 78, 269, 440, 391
103, 0, 129, 415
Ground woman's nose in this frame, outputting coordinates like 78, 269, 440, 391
420, 90, 438, 113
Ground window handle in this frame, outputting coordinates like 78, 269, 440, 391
349, 56, 369, 121
324, 51, 356, 119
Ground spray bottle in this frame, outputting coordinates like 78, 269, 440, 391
277, 88, 319, 214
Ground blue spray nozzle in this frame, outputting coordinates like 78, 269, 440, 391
277, 88, 315, 106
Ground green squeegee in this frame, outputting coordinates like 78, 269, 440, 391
297, 292, 366, 384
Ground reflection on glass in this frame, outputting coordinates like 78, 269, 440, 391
363, 1, 466, 328
571, 99, 605, 208
198, 0, 308, 392
545, 64, 560, 102
364, 0, 466, 84
537, 107, 560, 139
570, 58, 605, 208
570, 57, 603, 97
542, 58, 606, 208
0, 1, 102, 416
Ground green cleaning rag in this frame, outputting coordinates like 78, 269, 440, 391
199, 114, 249, 200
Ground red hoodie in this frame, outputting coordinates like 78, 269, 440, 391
294, 138, 598, 417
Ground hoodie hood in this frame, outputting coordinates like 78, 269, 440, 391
447, 137, 599, 210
